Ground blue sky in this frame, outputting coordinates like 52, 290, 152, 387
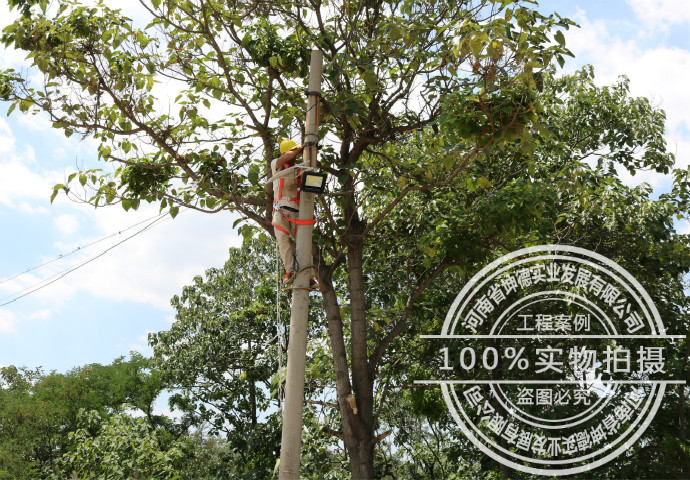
0, 0, 688, 402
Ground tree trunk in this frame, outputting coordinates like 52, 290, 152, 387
317, 239, 376, 479
346, 237, 376, 479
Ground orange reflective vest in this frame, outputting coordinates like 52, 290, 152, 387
271, 158, 314, 235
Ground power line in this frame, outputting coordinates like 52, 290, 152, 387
0, 210, 182, 307
0, 213, 172, 306
0, 211, 170, 285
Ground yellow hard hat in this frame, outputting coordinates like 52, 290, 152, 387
280, 139, 298, 154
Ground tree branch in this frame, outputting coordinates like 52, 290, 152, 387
369, 260, 455, 371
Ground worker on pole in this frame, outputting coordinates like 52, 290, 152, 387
271, 139, 317, 288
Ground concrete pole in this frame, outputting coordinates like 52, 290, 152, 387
279, 49, 323, 480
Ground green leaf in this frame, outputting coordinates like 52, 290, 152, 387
50, 185, 62, 203
241, 224, 255, 241
248, 165, 259, 185
554, 30, 566, 47
476, 176, 490, 188
170, 206, 180, 219
364, 71, 378, 90
518, 31, 528, 46
420, 244, 437, 258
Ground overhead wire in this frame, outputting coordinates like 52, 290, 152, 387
0, 211, 170, 285
0, 210, 183, 307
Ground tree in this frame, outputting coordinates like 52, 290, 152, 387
0, 366, 47, 479
364, 67, 690, 478
51, 409, 190, 480
150, 237, 345, 478
0, 355, 167, 479
150, 237, 285, 477
4, 0, 688, 477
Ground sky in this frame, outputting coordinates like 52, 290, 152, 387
0, 0, 688, 380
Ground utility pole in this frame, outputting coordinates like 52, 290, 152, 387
279, 49, 323, 480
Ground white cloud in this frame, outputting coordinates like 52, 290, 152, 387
0, 268, 79, 310
129, 329, 155, 354
1, 201, 242, 311
54, 214, 80, 235
564, 11, 690, 136
17, 112, 53, 132
15, 201, 49, 215
0, 310, 17, 332
0, 117, 16, 154
0, 118, 66, 209
627, 0, 690, 28
0, 143, 63, 209
70, 206, 242, 309
560, 7, 690, 190
28, 309, 52, 320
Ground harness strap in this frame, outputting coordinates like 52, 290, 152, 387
278, 209, 314, 225
286, 216, 314, 225
288, 168, 302, 203
272, 206, 313, 236
272, 222, 291, 236
276, 162, 301, 203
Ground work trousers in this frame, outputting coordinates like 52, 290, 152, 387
273, 208, 297, 273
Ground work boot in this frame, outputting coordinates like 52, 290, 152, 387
283, 271, 295, 285
310, 278, 319, 290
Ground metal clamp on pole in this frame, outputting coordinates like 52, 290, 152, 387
304, 132, 320, 150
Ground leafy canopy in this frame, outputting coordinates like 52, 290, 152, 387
2, 0, 575, 233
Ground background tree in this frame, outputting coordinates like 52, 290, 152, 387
150, 237, 342, 478
0, 354, 167, 479
366, 67, 690, 478
50, 409, 190, 480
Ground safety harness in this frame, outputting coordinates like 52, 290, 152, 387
272, 161, 315, 236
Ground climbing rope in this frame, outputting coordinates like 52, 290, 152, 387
276, 245, 286, 409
